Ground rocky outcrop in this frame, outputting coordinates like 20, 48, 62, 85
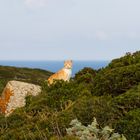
0, 80, 41, 116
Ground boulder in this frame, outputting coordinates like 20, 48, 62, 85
0, 80, 41, 116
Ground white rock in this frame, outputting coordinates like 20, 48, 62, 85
0, 80, 41, 116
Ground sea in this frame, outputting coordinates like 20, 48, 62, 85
0, 61, 110, 76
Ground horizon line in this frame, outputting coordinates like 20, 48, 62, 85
0, 59, 111, 61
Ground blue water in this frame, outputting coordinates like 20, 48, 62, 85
0, 61, 110, 76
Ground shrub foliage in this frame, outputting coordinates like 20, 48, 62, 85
0, 51, 140, 139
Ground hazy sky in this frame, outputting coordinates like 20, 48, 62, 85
0, 0, 140, 60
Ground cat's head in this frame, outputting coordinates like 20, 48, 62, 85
64, 60, 73, 69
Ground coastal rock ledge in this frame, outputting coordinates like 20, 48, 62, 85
0, 80, 41, 116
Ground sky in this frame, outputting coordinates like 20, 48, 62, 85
0, 0, 140, 60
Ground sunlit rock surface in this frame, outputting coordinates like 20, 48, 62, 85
0, 80, 41, 116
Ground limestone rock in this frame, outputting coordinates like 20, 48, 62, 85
0, 80, 41, 116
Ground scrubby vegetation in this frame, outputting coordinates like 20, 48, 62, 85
0, 66, 52, 94
66, 118, 126, 140
0, 51, 140, 140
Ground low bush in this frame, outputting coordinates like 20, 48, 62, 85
66, 118, 127, 140
115, 109, 140, 140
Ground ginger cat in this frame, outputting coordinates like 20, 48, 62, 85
47, 60, 73, 85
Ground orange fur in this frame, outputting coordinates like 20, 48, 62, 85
47, 60, 73, 85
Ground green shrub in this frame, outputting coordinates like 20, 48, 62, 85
0, 79, 7, 95
73, 96, 114, 126
115, 109, 140, 140
112, 84, 140, 115
42, 80, 90, 111
75, 67, 96, 84
92, 64, 140, 96
107, 51, 140, 69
